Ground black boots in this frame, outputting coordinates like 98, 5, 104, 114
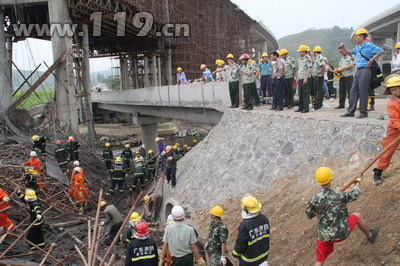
373, 168, 383, 185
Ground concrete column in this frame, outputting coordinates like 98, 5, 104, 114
263, 41, 268, 53
0, 9, 12, 110
140, 123, 158, 154
157, 56, 162, 86
6, 37, 12, 80
151, 55, 158, 87
120, 56, 128, 90
397, 21, 400, 43
82, 24, 96, 148
133, 56, 139, 89
48, 0, 71, 127
144, 56, 150, 87
166, 49, 173, 85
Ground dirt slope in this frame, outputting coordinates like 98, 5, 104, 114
192, 160, 400, 265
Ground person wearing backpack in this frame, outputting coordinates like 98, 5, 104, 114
339, 28, 383, 119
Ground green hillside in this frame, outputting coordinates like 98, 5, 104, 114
278, 26, 354, 67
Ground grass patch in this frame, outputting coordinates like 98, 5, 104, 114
12, 89, 55, 109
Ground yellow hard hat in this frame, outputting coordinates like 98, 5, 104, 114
323, 57, 328, 61
125, 144, 130, 148
32, 135, 39, 141
166, 145, 173, 153
25, 189, 36, 199
354, 28, 368, 37
315, 167, 332, 185
395, 42, 400, 49
313, 46, 322, 53
115, 157, 122, 162
28, 168, 38, 175
135, 151, 140, 155
155, 137, 161, 143
280, 48, 288, 55
100, 200, 107, 207
200, 64, 206, 69
226, 54, 234, 59
175, 143, 180, 146
144, 195, 151, 203
215, 59, 222, 65
183, 144, 188, 148
105, 143, 110, 147
217, 60, 225, 66
148, 149, 154, 154
261, 52, 268, 58
130, 212, 141, 222
177, 67, 182, 71
384, 75, 400, 95
241, 195, 262, 214
297, 45, 308, 52
251, 60, 257, 65
192, 139, 197, 143
209, 205, 224, 217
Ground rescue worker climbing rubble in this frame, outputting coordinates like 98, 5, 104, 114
66, 136, 80, 162
125, 212, 142, 246
108, 157, 126, 195
373, 75, 400, 184
67, 167, 89, 214
131, 157, 145, 192
100, 201, 123, 245
25, 168, 39, 194
54, 140, 69, 175
206, 205, 228, 266
17, 189, 45, 249
31, 135, 48, 157
0, 188, 13, 235
306, 167, 379, 265
121, 144, 133, 173
102, 143, 113, 171
232, 195, 270, 266
146, 150, 157, 180
165, 145, 177, 188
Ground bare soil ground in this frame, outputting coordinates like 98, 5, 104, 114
192, 159, 400, 265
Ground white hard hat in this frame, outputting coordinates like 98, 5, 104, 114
167, 214, 174, 223
171, 205, 185, 220
30, 151, 37, 157
73, 161, 80, 166
141, 144, 145, 149
73, 167, 81, 173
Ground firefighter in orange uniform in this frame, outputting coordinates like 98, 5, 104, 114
67, 167, 89, 213
0, 188, 13, 234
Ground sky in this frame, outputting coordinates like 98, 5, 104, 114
11, 0, 400, 73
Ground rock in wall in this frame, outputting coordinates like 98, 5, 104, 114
163, 109, 386, 214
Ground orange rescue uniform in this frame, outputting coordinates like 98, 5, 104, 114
23, 157, 42, 174
0, 189, 13, 230
377, 97, 400, 170
67, 172, 89, 204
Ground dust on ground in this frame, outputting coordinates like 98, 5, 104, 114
192, 160, 400, 265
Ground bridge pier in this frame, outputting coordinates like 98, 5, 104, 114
0, 9, 12, 110
132, 113, 168, 153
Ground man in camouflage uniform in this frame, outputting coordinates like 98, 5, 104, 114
207, 206, 228, 266
306, 167, 380, 265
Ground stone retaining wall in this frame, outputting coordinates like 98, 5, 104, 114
162, 109, 386, 216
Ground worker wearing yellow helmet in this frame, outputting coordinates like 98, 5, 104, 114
201, 64, 214, 83
207, 206, 228, 266
177, 66, 188, 85
214, 53, 240, 108
164, 144, 178, 188
214, 59, 226, 82
306, 167, 379, 264
107, 157, 125, 195
310, 46, 326, 110
259, 52, 272, 98
146, 149, 157, 180
31, 135, 49, 157
392, 42, 400, 75
339, 28, 384, 118
17, 188, 45, 249
102, 143, 113, 171
125, 211, 142, 244
233, 195, 270, 265
120, 143, 133, 173
373, 74, 400, 185
143, 193, 163, 221
297, 45, 313, 113
280, 48, 296, 109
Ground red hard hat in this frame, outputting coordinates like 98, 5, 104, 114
240, 53, 250, 60
135, 221, 149, 237
56, 140, 62, 144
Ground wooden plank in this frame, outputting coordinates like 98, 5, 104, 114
7, 54, 65, 112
